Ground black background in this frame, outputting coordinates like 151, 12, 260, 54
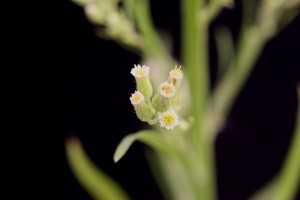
21, 0, 300, 199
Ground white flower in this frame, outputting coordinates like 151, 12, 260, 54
130, 64, 150, 78
158, 109, 180, 130
130, 91, 144, 105
159, 82, 176, 98
169, 65, 184, 81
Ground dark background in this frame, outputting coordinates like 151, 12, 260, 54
23, 0, 300, 199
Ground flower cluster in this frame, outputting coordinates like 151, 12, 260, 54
130, 64, 184, 130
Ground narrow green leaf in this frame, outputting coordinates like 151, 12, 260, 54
113, 133, 139, 163
66, 137, 130, 200
113, 130, 179, 163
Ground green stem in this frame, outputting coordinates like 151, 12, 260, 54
181, 0, 215, 200
135, 0, 173, 66
181, 0, 209, 138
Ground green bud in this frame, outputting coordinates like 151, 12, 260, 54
130, 65, 153, 100
152, 82, 176, 112
168, 66, 184, 110
130, 91, 154, 122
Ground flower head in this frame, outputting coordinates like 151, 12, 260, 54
130, 64, 153, 99
130, 64, 150, 78
169, 65, 184, 81
159, 82, 176, 98
130, 91, 144, 105
159, 109, 180, 130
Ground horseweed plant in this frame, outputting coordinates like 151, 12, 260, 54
66, 0, 300, 200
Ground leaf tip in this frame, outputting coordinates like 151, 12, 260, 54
65, 136, 82, 154
113, 151, 122, 163
113, 156, 119, 163
66, 136, 80, 146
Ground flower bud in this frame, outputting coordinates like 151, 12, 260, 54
168, 66, 184, 110
130, 91, 153, 122
131, 65, 153, 100
168, 65, 184, 89
152, 82, 176, 112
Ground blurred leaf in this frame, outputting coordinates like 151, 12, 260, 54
66, 137, 130, 200
249, 85, 300, 200
215, 26, 234, 79
114, 130, 179, 163
273, 85, 300, 200
278, 8, 300, 32
248, 178, 278, 200
241, 0, 260, 28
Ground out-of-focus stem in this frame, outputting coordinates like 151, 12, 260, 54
209, 0, 300, 141
181, 0, 209, 139
181, 0, 216, 199
135, 0, 173, 66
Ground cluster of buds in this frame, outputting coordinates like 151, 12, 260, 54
130, 64, 184, 130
